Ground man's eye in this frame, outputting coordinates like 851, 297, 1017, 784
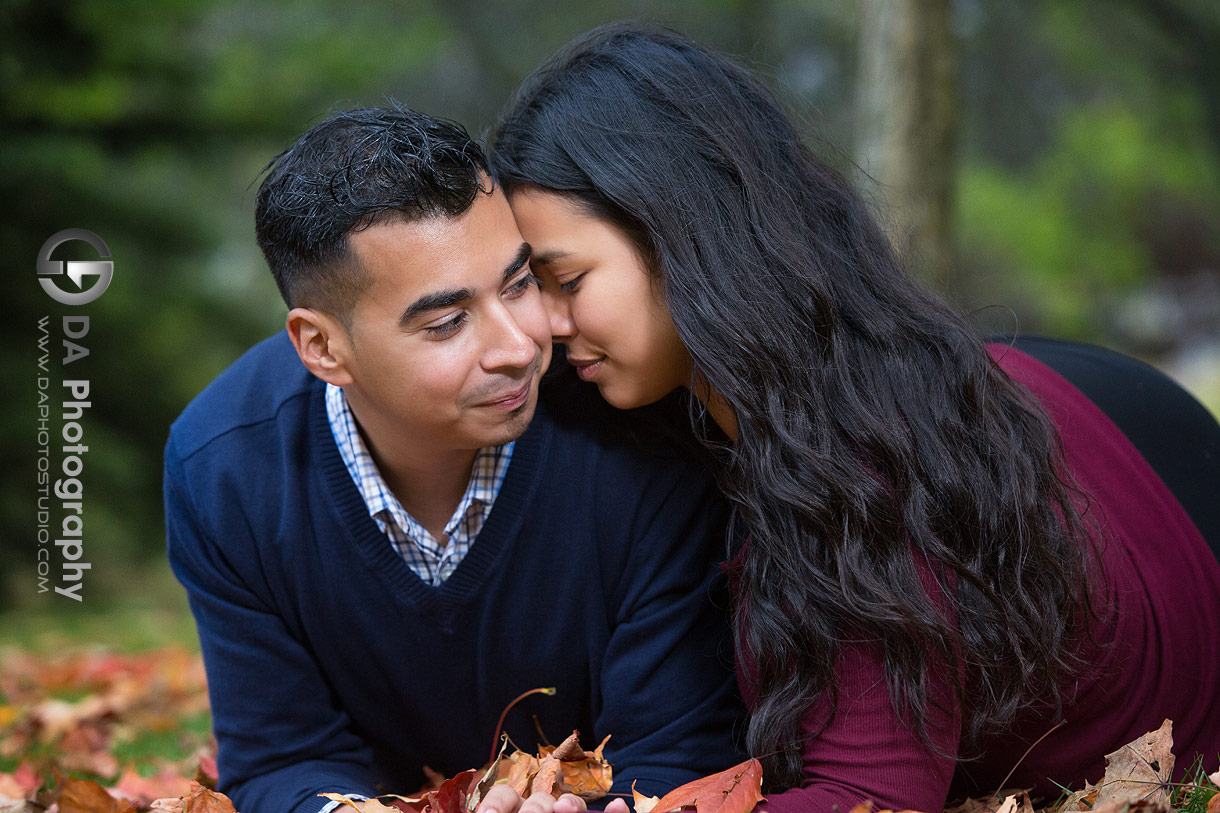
424, 312, 467, 338
559, 273, 586, 293
505, 272, 541, 298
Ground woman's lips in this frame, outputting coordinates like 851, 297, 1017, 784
567, 356, 605, 382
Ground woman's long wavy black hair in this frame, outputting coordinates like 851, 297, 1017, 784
490, 21, 1099, 790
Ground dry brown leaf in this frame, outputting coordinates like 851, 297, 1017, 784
57, 723, 118, 780
57, 776, 137, 813
149, 798, 183, 813
467, 749, 504, 813
556, 755, 612, 800
1006, 792, 1034, 813
319, 792, 366, 811
1210, 769, 1220, 788
983, 793, 1036, 813
497, 752, 539, 797
1206, 791, 1220, 813
632, 781, 660, 813
318, 794, 403, 813
530, 756, 560, 798
944, 794, 1010, 813
1093, 720, 1175, 809
550, 733, 584, 762
555, 734, 612, 800
1089, 798, 1174, 813
179, 783, 236, 813
1056, 784, 1099, 812
192, 755, 218, 792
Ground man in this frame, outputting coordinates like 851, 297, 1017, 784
164, 104, 742, 813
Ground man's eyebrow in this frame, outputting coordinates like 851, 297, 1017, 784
503, 243, 531, 281
399, 288, 474, 326
529, 248, 572, 267
398, 244, 533, 327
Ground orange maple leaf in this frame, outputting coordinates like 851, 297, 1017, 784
644, 758, 764, 813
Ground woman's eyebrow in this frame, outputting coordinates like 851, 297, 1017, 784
529, 248, 572, 267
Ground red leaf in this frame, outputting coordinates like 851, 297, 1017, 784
649, 759, 764, 813
426, 769, 478, 813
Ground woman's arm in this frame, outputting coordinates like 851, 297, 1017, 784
747, 635, 961, 813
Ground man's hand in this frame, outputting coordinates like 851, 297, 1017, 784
474, 786, 630, 813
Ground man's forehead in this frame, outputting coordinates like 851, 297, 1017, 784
347, 193, 523, 287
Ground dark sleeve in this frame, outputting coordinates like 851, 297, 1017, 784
755, 639, 961, 813
164, 437, 378, 813
596, 467, 747, 799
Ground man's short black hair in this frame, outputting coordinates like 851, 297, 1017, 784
255, 101, 490, 325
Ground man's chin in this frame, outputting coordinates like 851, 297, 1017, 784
482, 394, 538, 446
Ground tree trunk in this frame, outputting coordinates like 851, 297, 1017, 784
856, 0, 959, 294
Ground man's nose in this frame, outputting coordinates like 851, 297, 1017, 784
481, 304, 537, 371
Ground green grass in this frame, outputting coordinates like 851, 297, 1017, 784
1171, 755, 1220, 813
0, 565, 199, 655
108, 709, 214, 771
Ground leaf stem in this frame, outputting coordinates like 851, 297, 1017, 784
489, 687, 556, 764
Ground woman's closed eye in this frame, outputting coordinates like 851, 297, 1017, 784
559, 273, 586, 293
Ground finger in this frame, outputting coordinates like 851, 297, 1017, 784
518, 794, 556, 813
552, 794, 587, 813
476, 784, 524, 813
605, 799, 630, 813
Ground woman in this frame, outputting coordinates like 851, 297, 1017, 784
489, 21, 1220, 813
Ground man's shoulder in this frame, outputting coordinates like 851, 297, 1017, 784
169, 331, 317, 460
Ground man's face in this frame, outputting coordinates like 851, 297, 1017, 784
337, 187, 551, 463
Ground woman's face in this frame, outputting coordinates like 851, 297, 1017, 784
508, 189, 692, 409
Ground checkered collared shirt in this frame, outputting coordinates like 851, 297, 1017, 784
325, 383, 513, 586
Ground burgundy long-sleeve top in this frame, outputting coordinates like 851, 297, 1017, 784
741, 345, 1220, 812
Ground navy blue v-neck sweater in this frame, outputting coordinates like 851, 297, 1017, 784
164, 333, 743, 813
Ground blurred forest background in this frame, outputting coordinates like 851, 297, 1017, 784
2, 0, 1218, 642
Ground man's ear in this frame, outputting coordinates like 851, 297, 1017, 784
286, 307, 355, 387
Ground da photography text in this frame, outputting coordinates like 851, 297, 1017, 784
34, 228, 114, 602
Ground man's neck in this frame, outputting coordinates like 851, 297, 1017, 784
344, 396, 478, 543
382, 451, 477, 543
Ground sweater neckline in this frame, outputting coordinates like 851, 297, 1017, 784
311, 382, 552, 624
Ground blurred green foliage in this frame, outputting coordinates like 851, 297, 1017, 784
1, 0, 1217, 622
957, 0, 1220, 343
960, 102, 1220, 335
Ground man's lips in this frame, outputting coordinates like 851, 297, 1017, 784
567, 356, 605, 382
476, 379, 532, 410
